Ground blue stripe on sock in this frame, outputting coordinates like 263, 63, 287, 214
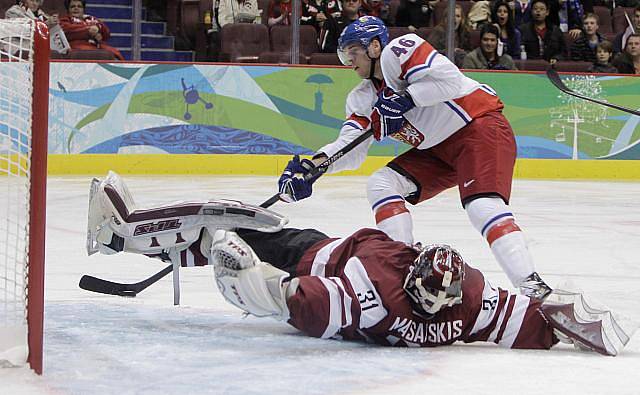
481, 212, 514, 235
372, 195, 405, 211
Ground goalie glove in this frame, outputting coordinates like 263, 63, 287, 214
370, 88, 415, 141
211, 230, 293, 320
278, 155, 321, 203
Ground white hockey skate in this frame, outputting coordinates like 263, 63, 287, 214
86, 171, 289, 256
519, 272, 553, 300
541, 289, 633, 356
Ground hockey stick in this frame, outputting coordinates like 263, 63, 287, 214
546, 68, 640, 116
259, 129, 375, 208
79, 130, 375, 297
79, 264, 173, 297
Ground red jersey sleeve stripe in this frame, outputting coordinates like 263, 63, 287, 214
452, 89, 504, 120
346, 114, 370, 129
400, 41, 436, 80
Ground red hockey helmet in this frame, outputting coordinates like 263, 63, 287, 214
403, 244, 465, 315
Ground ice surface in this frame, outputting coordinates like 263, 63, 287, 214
2, 176, 639, 394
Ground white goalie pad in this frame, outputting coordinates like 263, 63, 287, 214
211, 230, 292, 320
542, 289, 635, 356
86, 171, 289, 256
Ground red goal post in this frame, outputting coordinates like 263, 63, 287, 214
0, 19, 49, 375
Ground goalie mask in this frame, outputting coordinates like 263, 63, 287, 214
403, 244, 465, 316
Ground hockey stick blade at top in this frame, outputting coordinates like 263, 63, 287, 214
546, 68, 640, 116
79, 264, 173, 297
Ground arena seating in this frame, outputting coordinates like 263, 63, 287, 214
417, 27, 434, 41
432, 1, 474, 27
553, 60, 593, 72
594, 6, 613, 34
269, 25, 319, 57
388, 26, 412, 41
220, 22, 270, 62
513, 59, 550, 71
613, 7, 636, 33
259, 51, 308, 64
2, 0, 633, 71
308, 52, 341, 65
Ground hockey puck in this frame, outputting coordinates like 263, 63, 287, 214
117, 290, 138, 297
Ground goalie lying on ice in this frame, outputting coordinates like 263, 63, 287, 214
87, 172, 634, 356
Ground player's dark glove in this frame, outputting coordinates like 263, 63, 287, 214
370, 88, 415, 140
278, 155, 321, 203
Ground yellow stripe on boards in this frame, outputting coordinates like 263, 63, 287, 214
46, 154, 640, 180
514, 159, 640, 180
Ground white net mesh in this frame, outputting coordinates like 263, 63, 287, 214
0, 18, 35, 367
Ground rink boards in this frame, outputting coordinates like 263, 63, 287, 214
45, 153, 640, 180
10, 61, 640, 179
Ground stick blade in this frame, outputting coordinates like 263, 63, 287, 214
79, 275, 138, 297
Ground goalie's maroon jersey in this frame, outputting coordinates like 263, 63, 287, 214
286, 229, 555, 349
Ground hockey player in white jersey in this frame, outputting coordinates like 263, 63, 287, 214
277, 16, 552, 300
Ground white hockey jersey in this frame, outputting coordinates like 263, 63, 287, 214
318, 34, 504, 173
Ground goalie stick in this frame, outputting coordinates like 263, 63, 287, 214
80, 130, 375, 297
546, 68, 640, 116
79, 264, 173, 297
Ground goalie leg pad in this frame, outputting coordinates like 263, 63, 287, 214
87, 171, 289, 256
541, 290, 632, 356
211, 230, 292, 320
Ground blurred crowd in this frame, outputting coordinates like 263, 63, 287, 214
3, 0, 123, 60
205, 0, 640, 72
1, 0, 638, 73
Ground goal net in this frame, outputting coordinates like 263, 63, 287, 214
0, 18, 49, 375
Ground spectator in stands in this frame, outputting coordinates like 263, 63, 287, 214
613, 6, 640, 53
520, 0, 566, 64
514, 0, 533, 27
548, 0, 583, 38
570, 12, 603, 62
301, 0, 342, 33
319, 0, 363, 52
59, 0, 123, 60
613, 33, 640, 73
428, 3, 472, 65
218, 0, 261, 27
395, 0, 431, 31
588, 40, 617, 72
360, 0, 391, 25
5, 0, 60, 29
268, 0, 296, 26
5, 0, 69, 56
492, 1, 522, 58
462, 23, 517, 69
467, 1, 492, 30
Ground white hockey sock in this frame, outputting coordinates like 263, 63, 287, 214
465, 197, 535, 287
367, 167, 418, 245
374, 202, 414, 244
489, 229, 535, 286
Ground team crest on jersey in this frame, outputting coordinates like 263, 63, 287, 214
392, 121, 424, 147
